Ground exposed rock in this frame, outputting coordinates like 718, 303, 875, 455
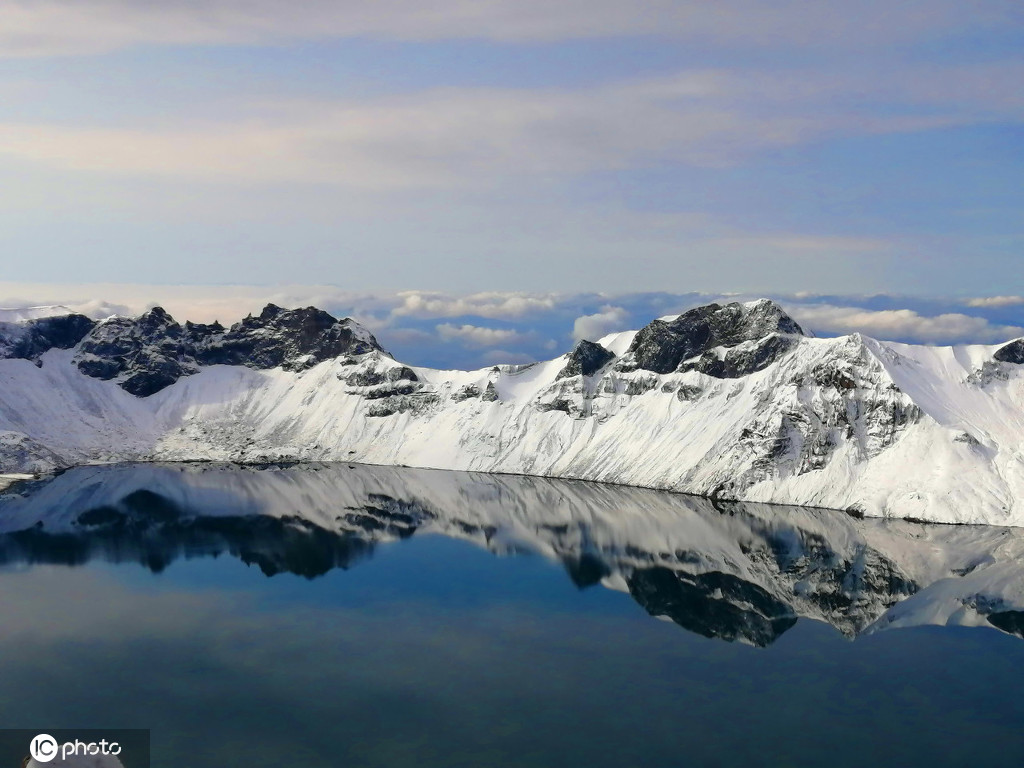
679, 334, 799, 379
195, 304, 382, 371
624, 376, 659, 396
537, 398, 574, 414
994, 339, 1024, 365
555, 340, 615, 380
676, 384, 703, 402
75, 308, 198, 397
73, 304, 384, 397
0, 313, 96, 363
626, 300, 804, 374
452, 384, 481, 401
481, 382, 500, 402
366, 393, 440, 417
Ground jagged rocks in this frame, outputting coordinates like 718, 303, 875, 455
555, 340, 615, 380
195, 304, 381, 371
75, 308, 199, 397
676, 384, 703, 402
0, 313, 96, 363
625, 300, 804, 374
343, 365, 418, 388
366, 392, 440, 417
74, 304, 385, 397
679, 334, 799, 379
995, 339, 1024, 365
452, 383, 482, 401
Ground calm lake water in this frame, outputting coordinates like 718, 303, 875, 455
2, 463, 1024, 767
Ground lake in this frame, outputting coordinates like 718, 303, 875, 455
1, 462, 1023, 767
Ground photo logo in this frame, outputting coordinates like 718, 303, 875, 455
29, 734, 58, 763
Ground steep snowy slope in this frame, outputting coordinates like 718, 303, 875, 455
1, 299, 1023, 525
3, 462, 1024, 646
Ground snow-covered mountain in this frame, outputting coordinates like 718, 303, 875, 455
2, 462, 1023, 646
1, 299, 1023, 526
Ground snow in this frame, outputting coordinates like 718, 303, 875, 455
2, 313, 1024, 526
597, 329, 637, 356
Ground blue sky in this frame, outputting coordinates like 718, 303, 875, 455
0, 1, 1021, 293
0, 1, 1021, 366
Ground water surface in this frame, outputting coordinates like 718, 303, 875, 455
2, 463, 1023, 767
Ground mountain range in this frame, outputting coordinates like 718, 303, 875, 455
1, 298, 1023, 526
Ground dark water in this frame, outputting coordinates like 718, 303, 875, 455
2, 463, 1024, 767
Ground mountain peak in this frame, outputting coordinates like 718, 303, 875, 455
626, 299, 804, 374
71, 304, 384, 396
556, 339, 616, 380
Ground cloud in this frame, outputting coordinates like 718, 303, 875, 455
436, 323, 529, 347
394, 292, 559, 320
787, 304, 1024, 344
0, 0, 1015, 58
572, 306, 630, 341
4, 284, 1023, 369
965, 296, 1024, 308
1, 59, 1020, 188
710, 235, 890, 254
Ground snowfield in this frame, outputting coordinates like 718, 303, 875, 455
1, 299, 1023, 526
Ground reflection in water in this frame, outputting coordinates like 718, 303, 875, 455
3, 462, 1023, 646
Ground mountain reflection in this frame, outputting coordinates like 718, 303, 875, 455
2, 463, 1023, 647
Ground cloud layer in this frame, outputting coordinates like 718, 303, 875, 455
1, 0, 1017, 57
1, 61, 1020, 189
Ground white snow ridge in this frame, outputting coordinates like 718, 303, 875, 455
1, 298, 1024, 526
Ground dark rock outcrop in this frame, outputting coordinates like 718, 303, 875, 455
75, 307, 197, 397
626, 300, 804, 374
994, 339, 1024, 365
679, 334, 800, 379
73, 304, 384, 397
0, 313, 96, 362
194, 304, 380, 371
555, 340, 616, 380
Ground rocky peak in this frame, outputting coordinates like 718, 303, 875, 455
0, 312, 96, 363
197, 304, 383, 371
995, 339, 1024, 365
626, 299, 804, 374
555, 339, 616, 380
73, 304, 384, 397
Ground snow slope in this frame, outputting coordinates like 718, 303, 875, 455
0, 299, 1023, 525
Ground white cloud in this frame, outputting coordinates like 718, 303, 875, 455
0, 282, 400, 325
572, 305, 630, 341
0, 1, 1014, 58
4, 283, 1023, 354
710, 235, 890, 253
436, 323, 529, 347
393, 291, 559, 320
788, 304, 1024, 344
966, 296, 1024, 308
1, 59, 1020, 188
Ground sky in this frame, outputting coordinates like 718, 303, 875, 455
0, 1, 1022, 367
